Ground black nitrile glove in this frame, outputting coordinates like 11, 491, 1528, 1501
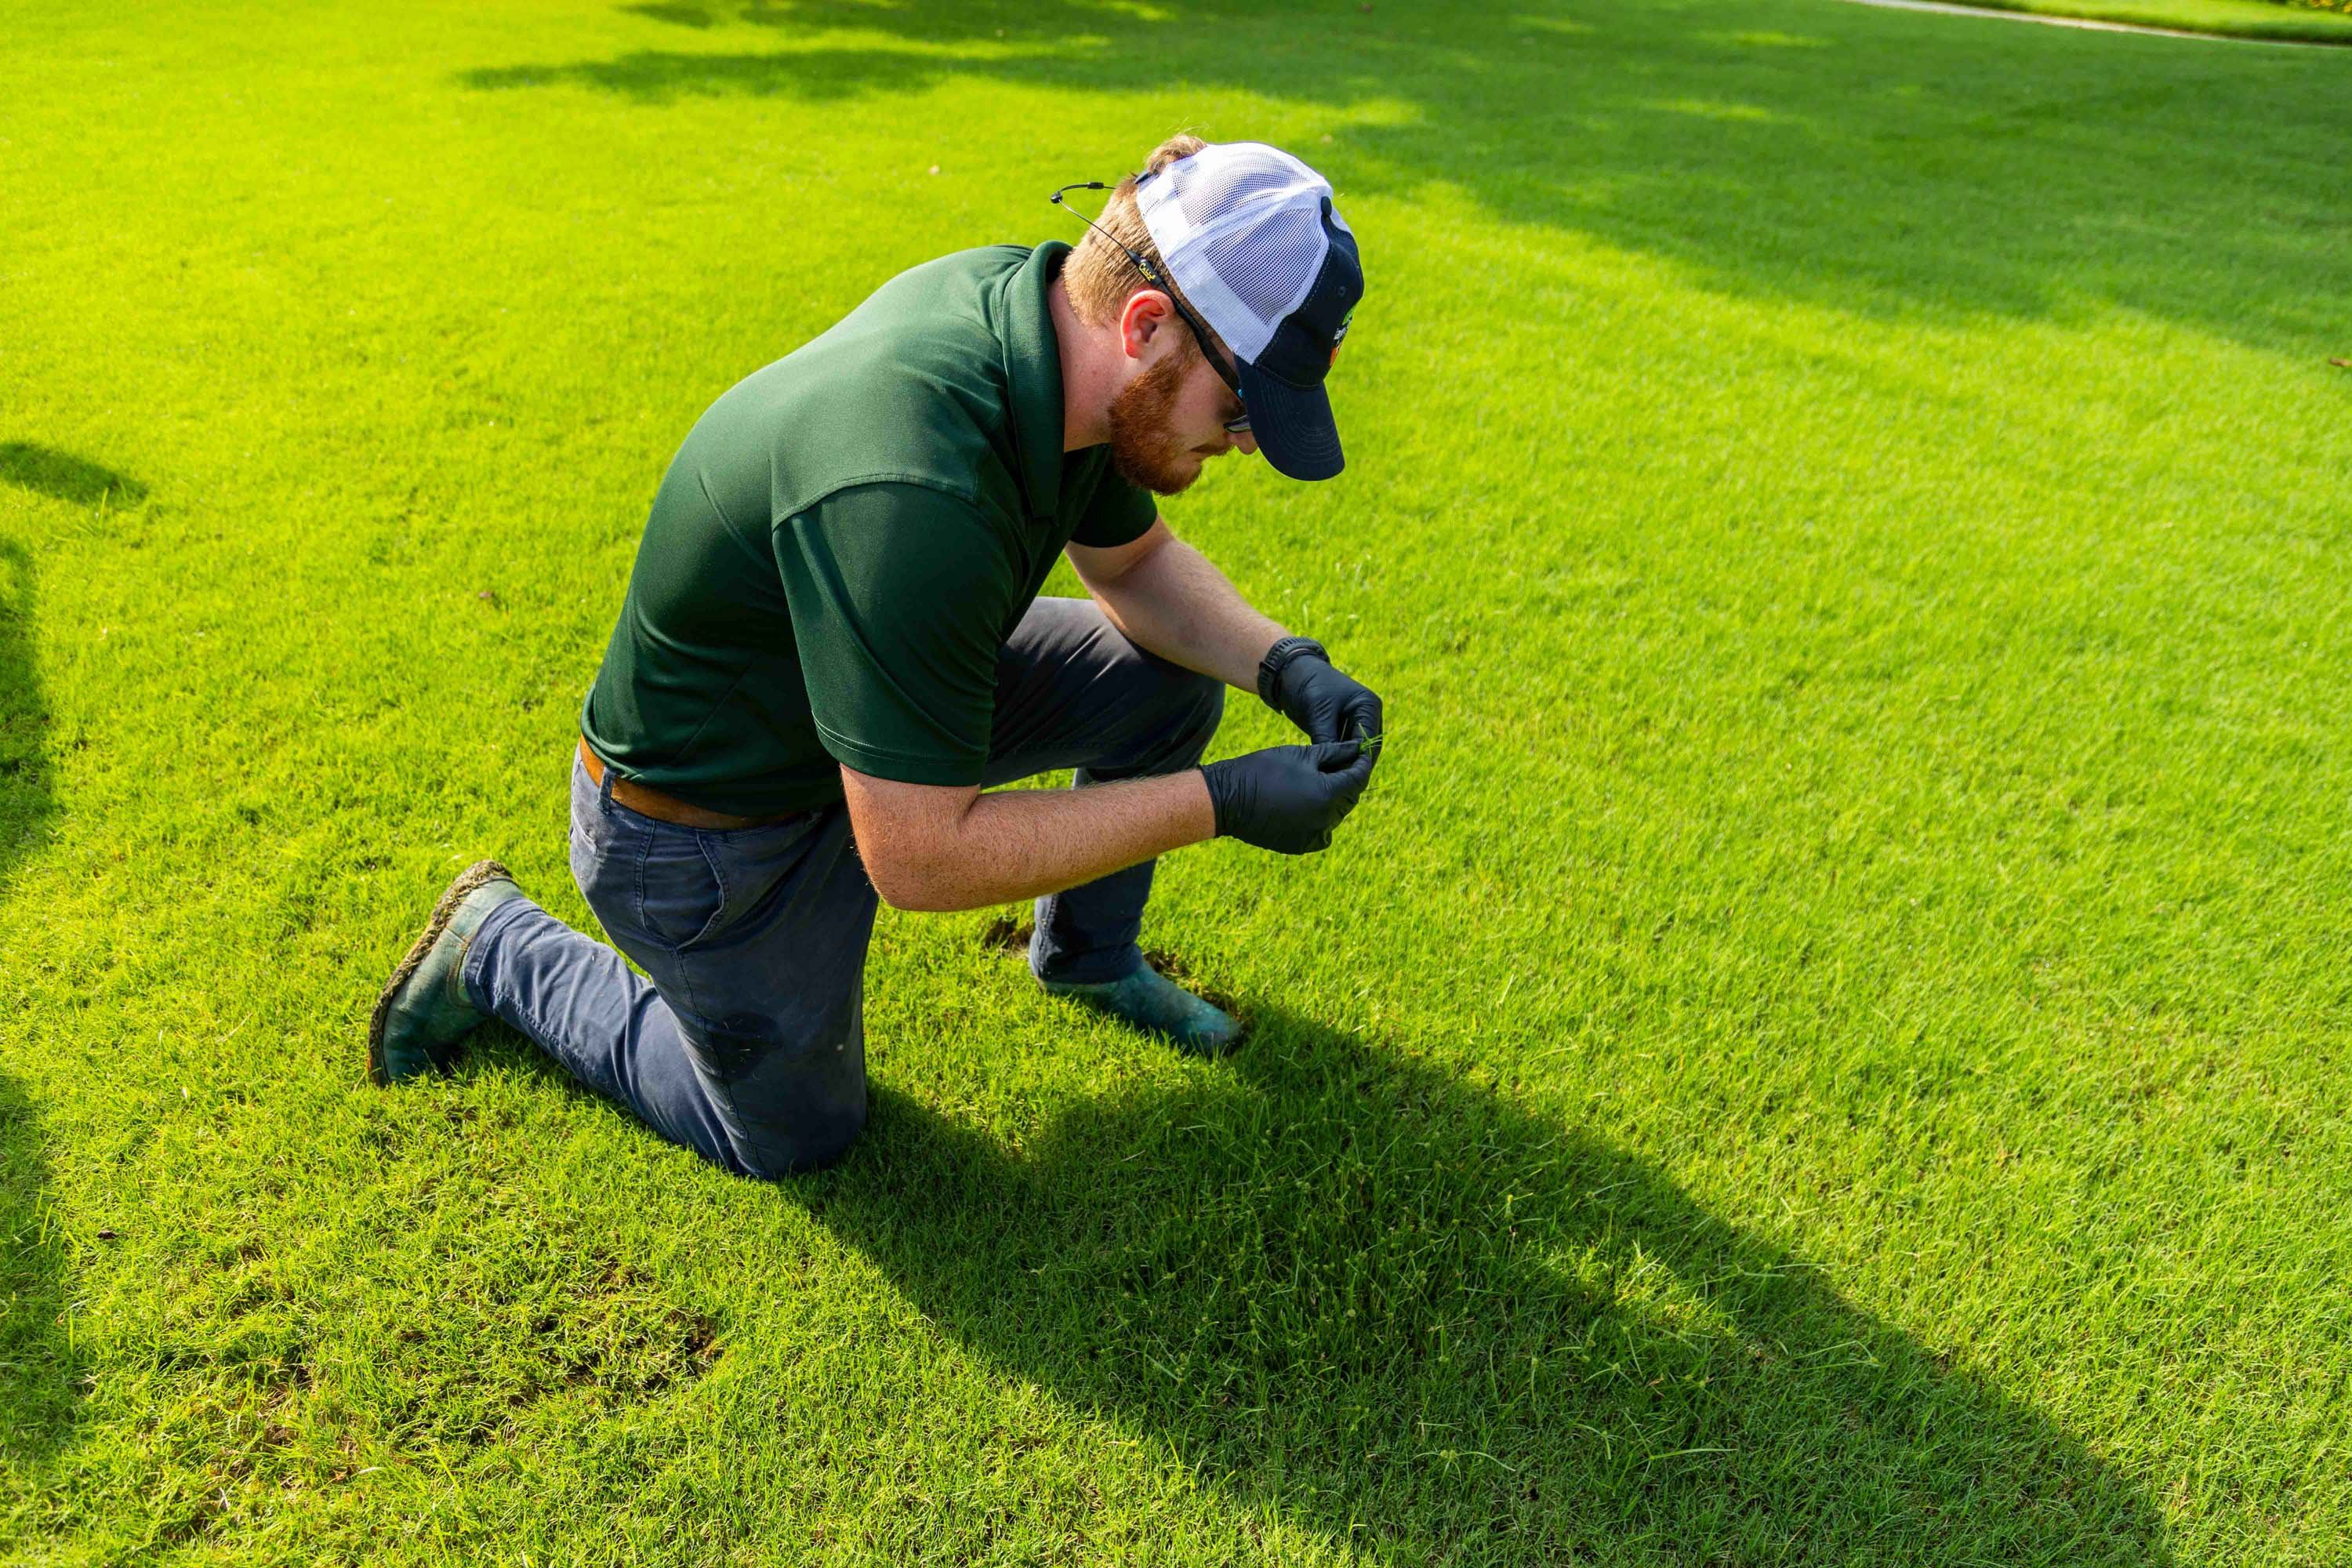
1200, 740, 1376, 855
1270, 652, 1385, 753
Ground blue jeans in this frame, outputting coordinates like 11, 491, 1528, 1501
460, 598, 1225, 1178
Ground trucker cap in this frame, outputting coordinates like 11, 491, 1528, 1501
1134, 141, 1363, 481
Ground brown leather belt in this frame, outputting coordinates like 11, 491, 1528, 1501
576, 736, 797, 832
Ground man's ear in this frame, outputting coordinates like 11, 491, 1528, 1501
1117, 289, 1174, 362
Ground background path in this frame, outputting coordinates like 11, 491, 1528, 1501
1836, 0, 2349, 45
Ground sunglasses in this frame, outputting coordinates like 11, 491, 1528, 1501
1051, 180, 1252, 436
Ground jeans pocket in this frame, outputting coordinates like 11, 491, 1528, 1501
572, 812, 639, 943
633, 830, 727, 952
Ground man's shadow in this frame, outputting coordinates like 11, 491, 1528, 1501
789, 1002, 2171, 1562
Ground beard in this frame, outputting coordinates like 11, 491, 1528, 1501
1105, 350, 1208, 497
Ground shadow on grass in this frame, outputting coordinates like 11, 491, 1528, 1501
0, 536, 72, 1478
457, 0, 2350, 361
0, 1073, 74, 1480
464, 941, 2170, 1556
0, 445, 147, 510
771, 1004, 2173, 1563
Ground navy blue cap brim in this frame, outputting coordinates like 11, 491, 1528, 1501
1240, 359, 1344, 481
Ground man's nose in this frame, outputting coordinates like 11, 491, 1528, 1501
1233, 430, 1259, 458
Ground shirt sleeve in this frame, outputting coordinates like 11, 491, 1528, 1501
771, 482, 1019, 786
1069, 463, 1160, 549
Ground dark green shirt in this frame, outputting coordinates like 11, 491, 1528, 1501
580, 241, 1158, 815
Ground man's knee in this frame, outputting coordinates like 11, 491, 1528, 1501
698, 1011, 869, 1180
735, 1095, 866, 1180
1154, 663, 1225, 764
1084, 657, 1225, 779
1180, 665, 1225, 735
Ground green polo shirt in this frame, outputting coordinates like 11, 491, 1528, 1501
579, 240, 1158, 815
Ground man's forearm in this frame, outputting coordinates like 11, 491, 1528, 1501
1086, 535, 1287, 691
888, 769, 1217, 913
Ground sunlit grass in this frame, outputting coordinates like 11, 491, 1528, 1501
4, 0, 2350, 1561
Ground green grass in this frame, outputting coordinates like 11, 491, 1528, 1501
1913, 0, 2352, 45
5, 0, 2351, 1561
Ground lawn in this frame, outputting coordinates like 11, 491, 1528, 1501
5, 0, 2351, 1562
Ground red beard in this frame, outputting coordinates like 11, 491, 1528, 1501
1105, 351, 1208, 497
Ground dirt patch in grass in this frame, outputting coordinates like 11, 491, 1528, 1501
525, 1258, 722, 1403
378, 1250, 722, 1450
979, 913, 1032, 953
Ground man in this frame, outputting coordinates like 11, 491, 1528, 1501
366, 136, 1384, 1179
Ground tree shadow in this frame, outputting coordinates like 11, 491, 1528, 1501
0, 1073, 73, 1483
456, 0, 2351, 363
0, 538, 72, 1480
0, 543, 53, 873
0, 445, 146, 510
782, 1004, 2172, 1563
619, 2, 720, 28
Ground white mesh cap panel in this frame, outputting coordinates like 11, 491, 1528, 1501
1135, 142, 1336, 366
1200, 205, 1323, 327
1164, 151, 1316, 229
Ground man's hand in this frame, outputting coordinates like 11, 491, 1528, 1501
1269, 652, 1385, 750
1200, 740, 1376, 855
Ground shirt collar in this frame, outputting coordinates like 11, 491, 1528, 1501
996, 239, 1073, 524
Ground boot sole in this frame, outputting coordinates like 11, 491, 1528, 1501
366, 858, 515, 1087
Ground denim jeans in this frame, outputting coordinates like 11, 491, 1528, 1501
460, 597, 1225, 1178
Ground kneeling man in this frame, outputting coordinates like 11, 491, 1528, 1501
367, 136, 1383, 1178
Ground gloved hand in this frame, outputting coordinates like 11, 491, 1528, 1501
1200, 740, 1376, 855
1269, 652, 1385, 752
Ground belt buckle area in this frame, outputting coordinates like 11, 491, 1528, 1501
579, 736, 787, 833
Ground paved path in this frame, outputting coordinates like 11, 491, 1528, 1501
1832, 0, 2349, 48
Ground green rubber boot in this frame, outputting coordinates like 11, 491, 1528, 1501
367, 860, 527, 1085
1040, 962, 1244, 1057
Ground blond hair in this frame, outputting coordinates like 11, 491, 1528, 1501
1062, 132, 1232, 362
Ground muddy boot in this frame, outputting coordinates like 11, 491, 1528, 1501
367, 859, 527, 1084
